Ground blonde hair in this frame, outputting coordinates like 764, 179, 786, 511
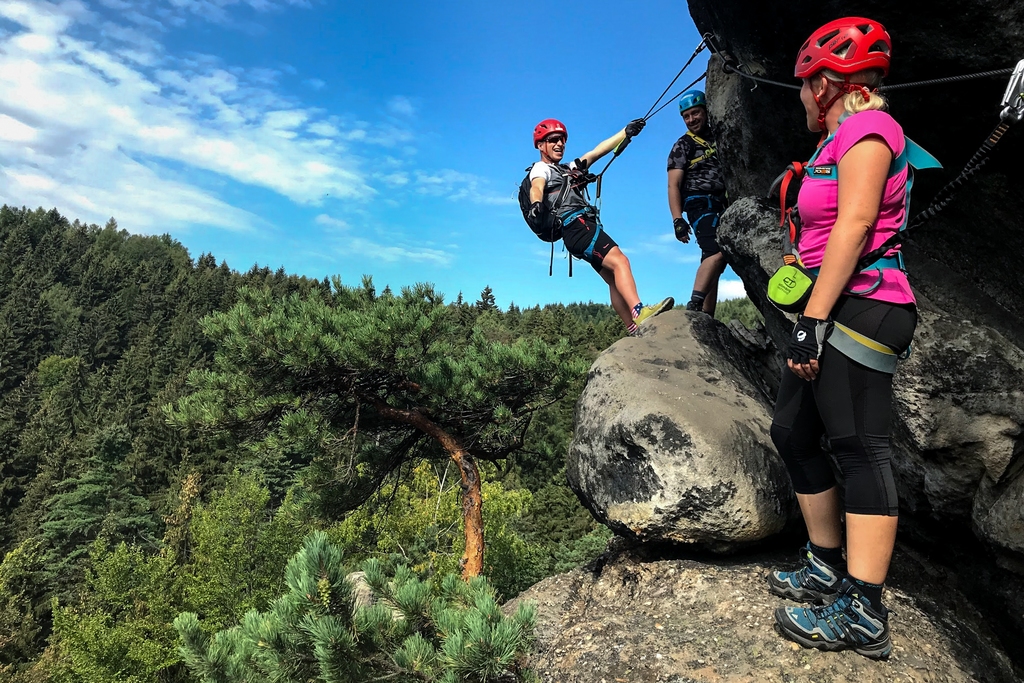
820, 68, 888, 115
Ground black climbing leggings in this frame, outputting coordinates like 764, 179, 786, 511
770, 296, 917, 516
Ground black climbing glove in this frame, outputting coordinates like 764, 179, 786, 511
625, 118, 646, 137
527, 201, 544, 226
787, 315, 832, 367
673, 216, 691, 242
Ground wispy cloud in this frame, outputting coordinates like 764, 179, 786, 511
111, 0, 312, 29
346, 237, 453, 266
0, 0, 369, 232
413, 170, 515, 206
630, 233, 701, 263
315, 213, 348, 231
387, 95, 416, 118
0, 0, 517, 241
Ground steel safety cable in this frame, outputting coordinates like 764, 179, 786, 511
855, 120, 1015, 270
880, 68, 1014, 91
703, 32, 1013, 93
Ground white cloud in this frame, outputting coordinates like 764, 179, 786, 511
718, 279, 747, 300
377, 172, 409, 187
0, 0, 373, 233
120, 0, 311, 28
413, 170, 515, 206
347, 237, 453, 266
315, 213, 348, 231
387, 95, 416, 118
0, 1, 516, 241
307, 121, 337, 137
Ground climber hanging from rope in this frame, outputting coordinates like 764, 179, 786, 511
520, 118, 674, 336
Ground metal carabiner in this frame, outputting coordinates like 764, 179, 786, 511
999, 58, 1024, 123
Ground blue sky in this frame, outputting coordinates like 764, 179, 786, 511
0, 0, 747, 308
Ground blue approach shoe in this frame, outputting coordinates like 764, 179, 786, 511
766, 542, 845, 603
774, 578, 892, 660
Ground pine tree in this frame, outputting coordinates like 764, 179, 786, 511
174, 532, 537, 683
475, 285, 498, 312
38, 423, 157, 593
168, 278, 587, 577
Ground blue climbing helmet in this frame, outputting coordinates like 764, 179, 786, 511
679, 90, 706, 115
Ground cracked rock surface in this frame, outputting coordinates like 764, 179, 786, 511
507, 541, 1019, 683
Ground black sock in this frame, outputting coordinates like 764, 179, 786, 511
809, 542, 845, 569
689, 290, 706, 305
850, 576, 884, 608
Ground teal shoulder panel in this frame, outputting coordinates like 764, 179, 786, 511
904, 137, 943, 170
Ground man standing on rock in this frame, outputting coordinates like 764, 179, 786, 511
667, 90, 729, 315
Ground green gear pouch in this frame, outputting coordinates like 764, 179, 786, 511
767, 263, 817, 313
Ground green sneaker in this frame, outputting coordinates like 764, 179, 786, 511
634, 297, 674, 327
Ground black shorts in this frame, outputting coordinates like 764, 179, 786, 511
561, 213, 618, 273
683, 194, 726, 260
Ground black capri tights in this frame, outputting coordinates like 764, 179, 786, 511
770, 296, 917, 516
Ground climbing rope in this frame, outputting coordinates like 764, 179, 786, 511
591, 39, 711, 188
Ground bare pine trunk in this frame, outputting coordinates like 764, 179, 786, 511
368, 399, 485, 577
450, 448, 484, 578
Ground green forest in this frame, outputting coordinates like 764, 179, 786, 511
0, 206, 760, 682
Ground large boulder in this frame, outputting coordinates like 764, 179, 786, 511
566, 310, 795, 551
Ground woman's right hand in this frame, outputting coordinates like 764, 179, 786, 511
786, 315, 830, 380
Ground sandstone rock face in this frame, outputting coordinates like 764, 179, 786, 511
507, 542, 1019, 683
689, 3, 1024, 323
566, 310, 795, 550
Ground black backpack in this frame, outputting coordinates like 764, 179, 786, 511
518, 165, 570, 243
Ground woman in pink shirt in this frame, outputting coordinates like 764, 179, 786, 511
765, 18, 918, 659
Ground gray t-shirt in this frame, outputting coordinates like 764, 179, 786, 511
529, 159, 592, 217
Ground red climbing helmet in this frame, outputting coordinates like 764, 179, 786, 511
533, 119, 567, 147
795, 17, 892, 78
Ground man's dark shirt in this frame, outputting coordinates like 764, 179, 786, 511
667, 128, 726, 196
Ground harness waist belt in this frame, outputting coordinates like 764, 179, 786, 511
827, 322, 901, 374
560, 206, 594, 226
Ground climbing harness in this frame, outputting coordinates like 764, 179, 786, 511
684, 131, 716, 167
518, 162, 599, 276
766, 125, 942, 313
828, 322, 906, 374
